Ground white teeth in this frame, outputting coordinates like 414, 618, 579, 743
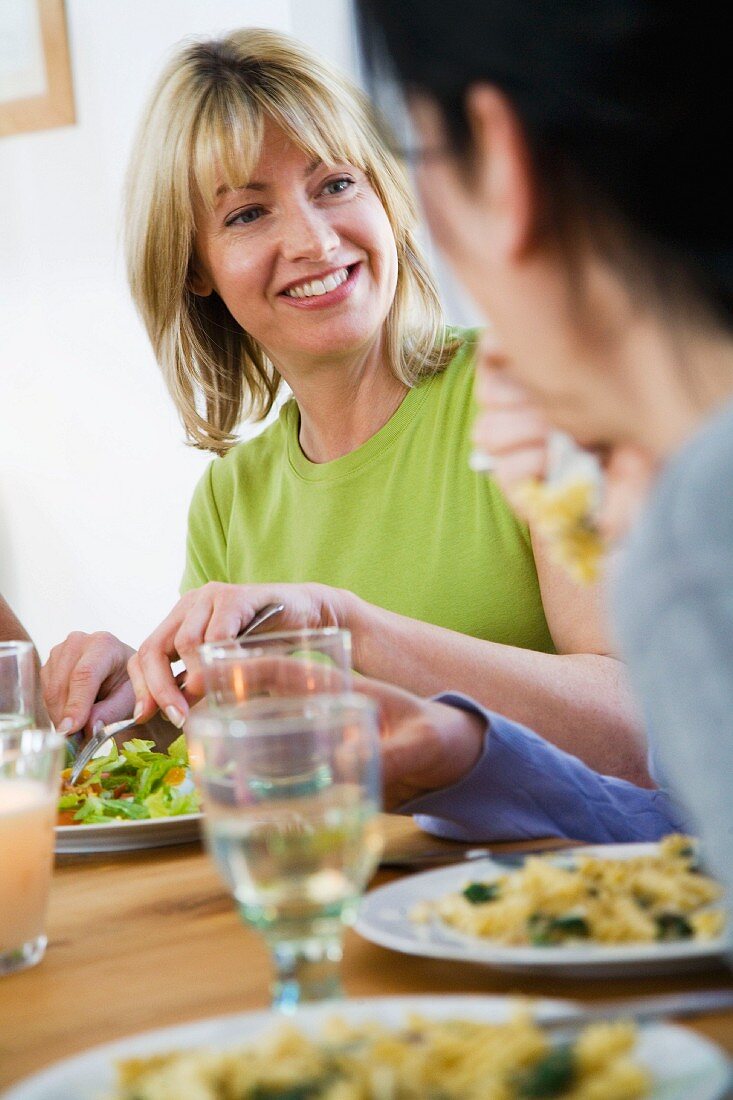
285, 267, 349, 298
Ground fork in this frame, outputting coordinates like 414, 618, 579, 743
67, 602, 285, 783
539, 987, 733, 1035
380, 844, 578, 869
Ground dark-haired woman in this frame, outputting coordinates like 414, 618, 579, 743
357, 2, 733, 894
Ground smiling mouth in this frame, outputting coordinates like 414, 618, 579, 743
281, 264, 357, 300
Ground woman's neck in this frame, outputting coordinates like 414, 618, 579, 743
276, 339, 409, 463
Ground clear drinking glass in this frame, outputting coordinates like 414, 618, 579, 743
0, 727, 64, 975
186, 693, 383, 1011
199, 628, 351, 709
0, 641, 36, 737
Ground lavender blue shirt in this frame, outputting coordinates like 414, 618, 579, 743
399, 692, 684, 843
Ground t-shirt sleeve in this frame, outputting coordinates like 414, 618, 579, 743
398, 693, 686, 844
180, 461, 229, 594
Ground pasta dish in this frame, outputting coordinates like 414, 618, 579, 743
113, 1010, 651, 1099
413, 836, 724, 947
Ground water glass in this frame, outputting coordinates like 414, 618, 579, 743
0, 641, 36, 737
199, 628, 351, 708
0, 727, 64, 975
186, 693, 382, 1011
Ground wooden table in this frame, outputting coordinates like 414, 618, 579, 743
2, 816, 733, 1090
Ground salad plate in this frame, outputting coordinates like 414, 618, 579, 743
56, 733, 202, 854
4, 995, 730, 1100
356, 843, 729, 978
55, 811, 202, 854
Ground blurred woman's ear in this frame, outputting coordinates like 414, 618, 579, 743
463, 84, 538, 262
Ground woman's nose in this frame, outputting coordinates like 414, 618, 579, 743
280, 205, 339, 262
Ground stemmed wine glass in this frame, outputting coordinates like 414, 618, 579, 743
186, 693, 382, 1011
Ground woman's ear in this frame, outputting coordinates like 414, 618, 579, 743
187, 261, 214, 297
463, 84, 538, 260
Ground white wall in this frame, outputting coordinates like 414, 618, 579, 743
0, 0, 357, 658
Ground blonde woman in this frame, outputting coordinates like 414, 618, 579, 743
42, 29, 645, 785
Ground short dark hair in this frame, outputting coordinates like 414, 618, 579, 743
356, 1, 733, 327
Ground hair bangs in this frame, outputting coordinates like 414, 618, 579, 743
191, 82, 375, 215
191, 89, 264, 213
258, 82, 375, 176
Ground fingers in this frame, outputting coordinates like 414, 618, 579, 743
473, 343, 552, 500
475, 363, 528, 408
598, 444, 657, 543
130, 588, 218, 724
42, 633, 87, 728
86, 680, 137, 736
130, 584, 259, 725
41, 632, 133, 736
129, 642, 188, 729
378, 699, 486, 809
172, 591, 226, 698
129, 581, 342, 727
474, 409, 549, 475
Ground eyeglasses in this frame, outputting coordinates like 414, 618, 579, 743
384, 141, 453, 167
363, 54, 452, 169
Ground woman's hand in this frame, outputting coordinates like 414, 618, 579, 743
597, 445, 657, 542
473, 337, 551, 510
188, 656, 485, 809
128, 581, 354, 726
356, 678, 486, 809
473, 336, 658, 539
41, 631, 137, 736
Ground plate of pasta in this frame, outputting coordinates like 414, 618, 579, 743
4, 995, 730, 1099
356, 839, 729, 977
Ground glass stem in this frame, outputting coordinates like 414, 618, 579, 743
268, 934, 344, 1012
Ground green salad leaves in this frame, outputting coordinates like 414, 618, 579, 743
58, 734, 201, 825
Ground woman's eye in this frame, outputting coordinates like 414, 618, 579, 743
226, 206, 263, 226
322, 177, 354, 196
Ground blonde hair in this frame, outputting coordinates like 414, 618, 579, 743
125, 28, 459, 454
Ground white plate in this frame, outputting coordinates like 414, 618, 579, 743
55, 812, 202, 854
4, 995, 730, 1100
356, 843, 729, 978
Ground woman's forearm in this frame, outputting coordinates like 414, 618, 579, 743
347, 595, 651, 787
0, 595, 32, 643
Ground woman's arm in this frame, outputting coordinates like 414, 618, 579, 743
0, 594, 31, 642
1, 594, 52, 726
126, 575, 648, 785
401, 693, 681, 844
348, 546, 650, 786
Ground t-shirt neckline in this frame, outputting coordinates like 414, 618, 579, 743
284, 377, 433, 484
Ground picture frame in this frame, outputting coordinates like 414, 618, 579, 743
0, 0, 75, 138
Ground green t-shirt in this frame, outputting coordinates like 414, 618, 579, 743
182, 332, 555, 653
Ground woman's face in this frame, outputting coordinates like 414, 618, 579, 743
192, 122, 398, 371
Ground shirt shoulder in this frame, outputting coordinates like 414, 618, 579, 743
204, 406, 292, 511
412, 326, 481, 426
